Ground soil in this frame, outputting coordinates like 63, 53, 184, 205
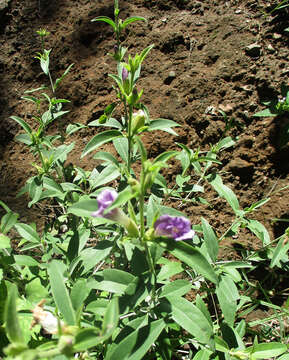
0, 0, 288, 253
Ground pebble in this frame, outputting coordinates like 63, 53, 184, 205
272, 33, 282, 40
205, 105, 217, 115
267, 44, 275, 53
164, 70, 176, 85
235, 9, 242, 14
245, 43, 261, 57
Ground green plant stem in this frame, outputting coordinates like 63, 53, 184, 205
48, 70, 55, 95
114, 0, 120, 48
139, 169, 157, 302
36, 143, 47, 173
37, 348, 62, 359
127, 105, 133, 170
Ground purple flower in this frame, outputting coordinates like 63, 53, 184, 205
91, 189, 118, 218
122, 67, 129, 81
154, 215, 195, 241
91, 189, 139, 237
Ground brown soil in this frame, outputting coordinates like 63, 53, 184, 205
0, 0, 288, 251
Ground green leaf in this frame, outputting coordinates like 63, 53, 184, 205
192, 349, 213, 360
157, 259, 183, 281
28, 176, 43, 207
15, 133, 33, 145
214, 336, 229, 353
216, 275, 239, 327
139, 44, 154, 66
249, 342, 287, 359
79, 241, 113, 274
159, 279, 191, 299
168, 297, 213, 345
1, 211, 18, 235
278, 354, 289, 360
86, 298, 109, 316
91, 16, 117, 31
88, 269, 137, 295
153, 150, 179, 164
25, 278, 48, 303
43, 176, 63, 195
215, 136, 235, 151
47, 260, 76, 325
40, 49, 51, 75
148, 119, 180, 136
73, 328, 102, 351
0, 234, 10, 249
14, 223, 41, 244
121, 16, 147, 29
68, 198, 98, 218
157, 238, 218, 284
54, 63, 74, 90
21, 95, 39, 104
102, 296, 119, 337
66, 123, 86, 135
14, 255, 40, 267
93, 151, 120, 167
113, 137, 128, 163
108, 74, 125, 94
135, 136, 147, 162
105, 318, 165, 360
254, 108, 278, 117
81, 130, 122, 158
70, 279, 90, 312
207, 173, 240, 214
246, 219, 270, 246
5, 284, 25, 345
270, 236, 288, 268
90, 164, 120, 189
201, 218, 219, 262
10, 116, 32, 134
196, 294, 211, 325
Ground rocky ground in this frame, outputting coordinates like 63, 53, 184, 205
0, 0, 288, 253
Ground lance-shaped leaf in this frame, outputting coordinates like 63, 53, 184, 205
105, 318, 166, 360
81, 130, 123, 158
121, 16, 147, 30
5, 284, 26, 345
48, 260, 76, 325
168, 296, 213, 346
201, 217, 219, 262
10, 116, 32, 134
73, 297, 119, 351
156, 238, 218, 284
148, 119, 180, 136
91, 16, 117, 31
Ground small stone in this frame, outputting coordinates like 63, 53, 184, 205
240, 85, 253, 93
161, 18, 167, 23
0, 0, 10, 11
282, 68, 289, 75
205, 106, 217, 115
164, 71, 176, 85
245, 43, 261, 57
235, 9, 242, 14
218, 103, 234, 113
267, 44, 275, 53
272, 33, 282, 40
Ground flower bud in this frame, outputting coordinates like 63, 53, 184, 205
92, 189, 139, 237
122, 67, 129, 81
131, 110, 145, 134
